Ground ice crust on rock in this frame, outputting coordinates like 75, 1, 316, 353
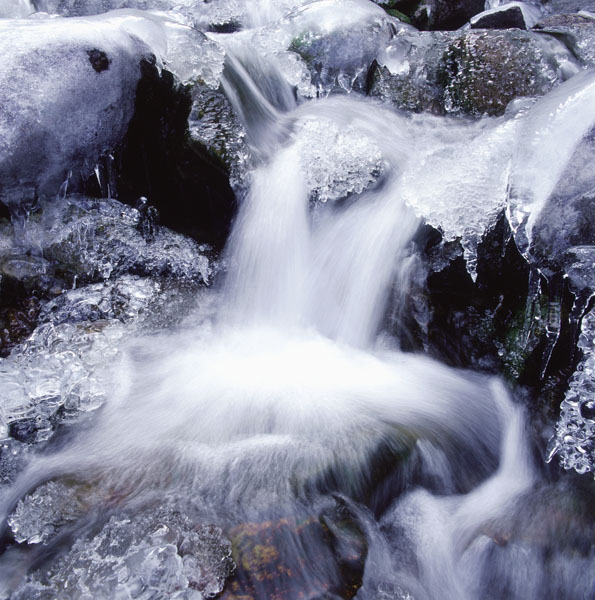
188, 82, 251, 194
401, 111, 524, 278
0, 10, 225, 208
17, 195, 211, 283
33, 0, 312, 30
11, 506, 235, 599
0, 194, 212, 449
550, 309, 595, 476
0, 13, 155, 203
295, 117, 385, 203
508, 70, 595, 255
8, 481, 85, 544
370, 27, 578, 117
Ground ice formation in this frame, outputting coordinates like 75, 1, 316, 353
11, 505, 235, 600
549, 308, 595, 476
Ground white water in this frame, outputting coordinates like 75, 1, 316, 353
0, 33, 546, 600
7, 3, 595, 598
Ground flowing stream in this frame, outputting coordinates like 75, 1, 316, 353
0, 1, 594, 599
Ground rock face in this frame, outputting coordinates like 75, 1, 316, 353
113, 59, 237, 249
369, 28, 578, 115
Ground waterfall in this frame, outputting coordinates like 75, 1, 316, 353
13, 0, 595, 596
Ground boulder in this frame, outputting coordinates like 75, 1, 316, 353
286, 0, 409, 95
534, 13, 595, 67
369, 28, 578, 115
0, 13, 158, 209
470, 2, 544, 29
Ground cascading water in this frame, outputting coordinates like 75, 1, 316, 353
1, 1, 594, 599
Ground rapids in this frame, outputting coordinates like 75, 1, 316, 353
0, 1, 594, 599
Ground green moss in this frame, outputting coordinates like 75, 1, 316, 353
386, 8, 412, 24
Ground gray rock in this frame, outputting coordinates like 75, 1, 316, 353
369, 28, 578, 115
534, 13, 595, 67
543, 0, 595, 13
530, 127, 595, 284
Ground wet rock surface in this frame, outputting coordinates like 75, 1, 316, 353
369, 28, 577, 115
533, 12, 595, 67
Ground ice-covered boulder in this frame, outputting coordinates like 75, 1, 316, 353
281, 0, 410, 95
369, 27, 578, 115
0, 12, 156, 208
0, 10, 225, 211
508, 70, 595, 255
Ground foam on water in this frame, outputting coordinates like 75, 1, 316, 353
2, 1, 595, 597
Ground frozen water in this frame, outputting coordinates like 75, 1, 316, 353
0, 9, 226, 208
295, 117, 385, 204
11, 506, 235, 600
33, 0, 314, 30
8, 480, 84, 544
12, 195, 212, 283
549, 308, 595, 476
508, 69, 595, 254
400, 110, 524, 279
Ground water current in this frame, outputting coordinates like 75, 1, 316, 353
0, 1, 594, 598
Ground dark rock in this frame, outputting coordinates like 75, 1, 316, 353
86, 49, 110, 73
113, 59, 237, 250
369, 28, 576, 115
420, 0, 486, 30
471, 4, 528, 29
534, 13, 595, 67
470, 2, 543, 29
375, 0, 486, 30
